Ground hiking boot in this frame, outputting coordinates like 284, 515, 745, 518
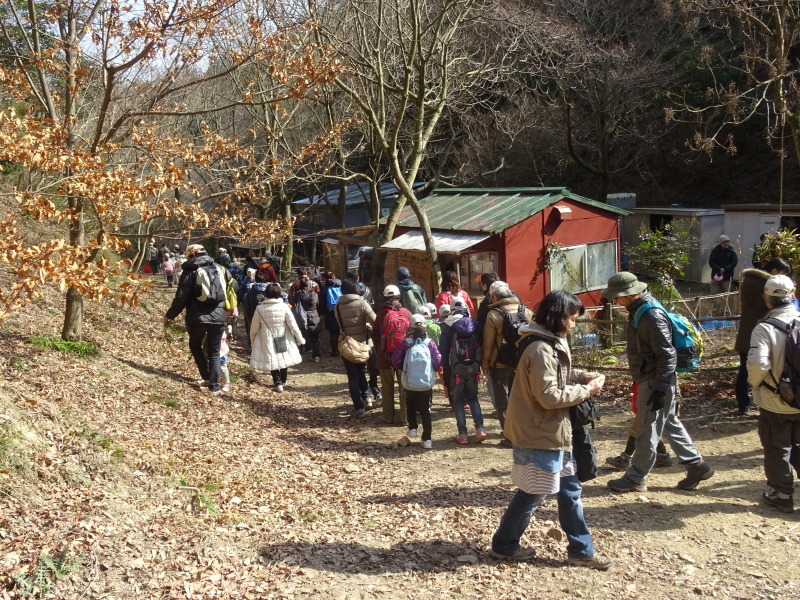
475, 429, 487, 443
761, 488, 794, 513
490, 547, 536, 562
676, 460, 714, 491
605, 452, 632, 470
568, 555, 614, 571
607, 475, 647, 493
422, 440, 433, 450
455, 433, 468, 445
654, 452, 674, 468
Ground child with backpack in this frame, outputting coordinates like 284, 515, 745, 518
448, 315, 487, 444
391, 314, 442, 449
163, 253, 176, 287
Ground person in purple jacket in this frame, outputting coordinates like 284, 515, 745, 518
392, 314, 442, 449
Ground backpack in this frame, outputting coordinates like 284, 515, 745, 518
381, 309, 409, 353
292, 301, 308, 330
326, 284, 342, 311
401, 338, 436, 390
163, 259, 174, 274
194, 264, 226, 305
400, 285, 425, 314
762, 317, 800, 409
493, 304, 529, 368
632, 299, 703, 372
449, 317, 481, 377
257, 260, 279, 283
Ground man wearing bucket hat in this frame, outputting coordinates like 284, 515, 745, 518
601, 272, 714, 492
709, 234, 738, 295
747, 274, 800, 513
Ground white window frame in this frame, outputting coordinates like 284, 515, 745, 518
549, 240, 618, 293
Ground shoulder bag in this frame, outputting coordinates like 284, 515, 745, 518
337, 305, 371, 363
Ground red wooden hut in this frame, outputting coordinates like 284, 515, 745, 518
381, 187, 630, 310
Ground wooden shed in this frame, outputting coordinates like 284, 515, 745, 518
381, 187, 630, 309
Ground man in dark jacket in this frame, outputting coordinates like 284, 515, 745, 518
602, 272, 714, 493
396, 267, 427, 313
215, 247, 232, 268
164, 244, 232, 395
735, 258, 793, 415
709, 235, 738, 295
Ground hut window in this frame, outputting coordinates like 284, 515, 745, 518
465, 252, 498, 294
549, 240, 618, 293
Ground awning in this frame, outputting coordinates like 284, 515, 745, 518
381, 230, 490, 253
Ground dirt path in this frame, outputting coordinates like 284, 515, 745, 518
0, 284, 798, 599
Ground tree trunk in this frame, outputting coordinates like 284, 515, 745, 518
62, 286, 84, 342
282, 195, 293, 285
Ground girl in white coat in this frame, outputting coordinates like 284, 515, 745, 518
250, 283, 306, 392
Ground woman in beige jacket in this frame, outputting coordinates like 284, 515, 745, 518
335, 280, 376, 417
491, 291, 611, 570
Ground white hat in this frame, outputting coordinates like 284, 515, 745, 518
425, 302, 437, 315
383, 284, 400, 298
765, 274, 795, 298
452, 298, 467, 310
410, 314, 426, 327
418, 306, 432, 319
438, 304, 451, 317
247, 268, 256, 274
185, 243, 205, 258
489, 280, 509, 295
219, 247, 227, 253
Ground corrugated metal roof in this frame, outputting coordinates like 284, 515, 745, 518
381, 230, 490, 253
392, 187, 630, 233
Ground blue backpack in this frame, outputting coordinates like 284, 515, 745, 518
633, 299, 703, 373
326, 283, 342, 311
401, 338, 436, 391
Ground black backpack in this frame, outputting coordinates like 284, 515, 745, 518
493, 304, 529, 367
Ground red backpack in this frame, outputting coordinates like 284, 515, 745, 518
381, 309, 409, 353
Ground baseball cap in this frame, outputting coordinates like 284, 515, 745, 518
397, 267, 410, 279
452, 298, 467, 310
438, 304, 451, 317
383, 284, 400, 298
489, 280, 509, 295
765, 274, 795, 298
418, 306, 432, 319
410, 314, 426, 327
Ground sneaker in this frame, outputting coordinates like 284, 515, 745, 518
372, 388, 383, 402
314, 356, 320, 363
605, 452, 632, 470
364, 398, 375, 410
489, 547, 536, 562
567, 555, 614, 571
222, 384, 231, 393
475, 429, 487, 443
407, 429, 418, 439
354, 408, 367, 419
607, 475, 647, 493
275, 384, 284, 393
676, 460, 714, 491
654, 452, 674, 468
210, 390, 222, 397
455, 433, 468, 445
195, 379, 208, 388
761, 488, 794, 513
422, 440, 433, 450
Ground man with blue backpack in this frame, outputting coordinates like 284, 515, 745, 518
602, 272, 714, 493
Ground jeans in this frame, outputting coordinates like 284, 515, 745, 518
270, 368, 288, 385
758, 408, 800, 496
736, 353, 753, 413
367, 349, 379, 392
452, 375, 484, 434
492, 474, 594, 559
406, 389, 433, 441
342, 357, 368, 410
490, 366, 516, 431
188, 323, 224, 392
627, 376, 702, 483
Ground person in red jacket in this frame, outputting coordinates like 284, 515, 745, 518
372, 285, 412, 424
435, 270, 475, 316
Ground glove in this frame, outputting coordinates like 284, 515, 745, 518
648, 390, 666, 412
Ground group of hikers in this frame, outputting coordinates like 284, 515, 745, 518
160, 240, 800, 570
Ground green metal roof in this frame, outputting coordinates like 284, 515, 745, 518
393, 187, 630, 233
